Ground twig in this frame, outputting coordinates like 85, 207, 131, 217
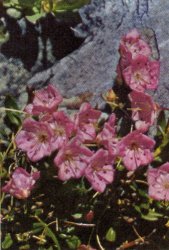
92, 192, 99, 199
64, 220, 95, 228
47, 218, 59, 232
132, 225, 144, 243
0, 107, 27, 114
96, 234, 105, 250
32, 235, 46, 243
117, 237, 145, 250
135, 180, 148, 185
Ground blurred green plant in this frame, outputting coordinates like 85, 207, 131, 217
2, 0, 90, 23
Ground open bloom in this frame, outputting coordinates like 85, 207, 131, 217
15, 118, 53, 162
118, 131, 155, 171
2, 167, 40, 199
74, 103, 101, 142
122, 55, 160, 92
85, 149, 115, 192
129, 91, 157, 132
119, 28, 151, 59
147, 163, 169, 200
25, 84, 62, 115
117, 29, 151, 81
96, 114, 118, 156
41, 111, 75, 151
54, 138, 93, 181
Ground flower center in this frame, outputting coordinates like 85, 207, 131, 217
92, 164, 101, 172
65, 150, 73, 162
130, 142, 139, 151
163, 182, 169, 190
134, 72, 141, 81
38, 133, 49, 143
54, 126, 65, 136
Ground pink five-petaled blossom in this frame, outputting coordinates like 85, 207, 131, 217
25, 84, 62, 115
118, 131, 155, 171
85, 149, 115, 193
54, 138, 93, 181
119, 28, 151, 59
75, 102, 101, 142
41, 111, 75, 151
117, 29, 151, 82
2, 167, 40, 199
147, 163, 169, 201
122, 55, 160, 92
96, 114, 118, 156
129, 91, 157, 132
15, 118, 53, 162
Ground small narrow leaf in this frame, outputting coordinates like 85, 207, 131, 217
71, 213, 82, 220
2, 233, 13, 249
157, 110, 167, 136
105, 227, 116, 242
4, 95, 21, 126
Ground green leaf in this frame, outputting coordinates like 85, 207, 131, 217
19, 245, 30, 250
66, 235, 81, 249
3, 0, 19, 7
71, 213, 82, 219
141, 214, 159, 221
59, 234, 68, 239
105, 227, 116, 242
32, 222, 43, 234
47, 247, 54, 250
133, 205, 141, 214
46, 227, 60, 249
157, 110, 167, 136
55, 0, 90, 11
6, 8, 21, 19
35, 217, 61, 250
138, 189, 149, 198
18, 0, 36, 8
140, 203, 149, 210
4, 95, 21, 127
34, 208, 44, 216
2, 233, 13, 249
141, 210, 163, 221
26, 13, 45, 23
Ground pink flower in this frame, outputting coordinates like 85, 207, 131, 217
25, 84, 62, 115
122, 55, 160, 92
41, 111, 75, 151
15, 118, 54, 162
75, 103, 101, 142
117, 29, 151, 82
129, 91, 157, 132
147, 163, 169, 201
2, 167, 40, 199
54, 138, 93, 181
96, 114, 118, 156
119, 29, 151, 59
118, 131, 155, 171
84, 149, 115, 193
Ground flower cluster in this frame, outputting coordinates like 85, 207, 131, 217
2, 29, 169, 202
15, 85, 116, 194
117, 29, 169, 200
117, 28, 160, 132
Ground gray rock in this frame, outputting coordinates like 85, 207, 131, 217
28, 0, 169, 108
0, 54, 31, 109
